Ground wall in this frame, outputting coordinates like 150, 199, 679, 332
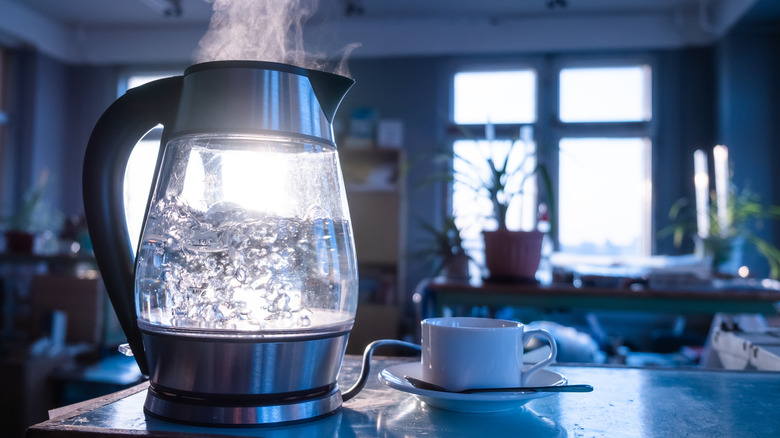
64, 64, 123, 216
654, 47, 717, 256
716, 25, 780, 276
3, 51, 68, 216
2, 52, 120, 220
335, 57, 446, 299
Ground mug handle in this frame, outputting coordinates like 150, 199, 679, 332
521, 328, 558, 385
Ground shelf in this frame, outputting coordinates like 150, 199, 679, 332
342, 148, 406, 306
345, 183, 398, 193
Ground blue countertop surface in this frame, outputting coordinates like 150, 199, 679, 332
29, 355, 780, 437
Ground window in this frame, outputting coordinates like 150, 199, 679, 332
451, 60, 654, 266
453, 70, 536, 124
122, 72, 178, 253
558, 137, 651, 256
559, 66, 651, 123
557, 65, 653, 256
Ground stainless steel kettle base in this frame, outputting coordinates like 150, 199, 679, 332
143, 384, 343, 426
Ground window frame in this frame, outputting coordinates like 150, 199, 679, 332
447, 53, 658, 260
550, 55, 657, 257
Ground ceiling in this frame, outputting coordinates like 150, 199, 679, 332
4, 0, 709, 25
0, 0, 764, 64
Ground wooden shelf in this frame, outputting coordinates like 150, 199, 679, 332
341, 148, 405, 306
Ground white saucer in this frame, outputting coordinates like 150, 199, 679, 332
378, 362, 567, 412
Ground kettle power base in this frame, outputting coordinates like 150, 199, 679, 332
143, 384, 343, 426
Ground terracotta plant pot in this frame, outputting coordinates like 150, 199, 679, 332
5, 230, 36, 254
483, 229, 544, 283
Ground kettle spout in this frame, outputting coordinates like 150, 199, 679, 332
308, 69, 355, 123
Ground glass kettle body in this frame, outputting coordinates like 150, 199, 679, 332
136, 134, 356, 333
83, 61, 358, 425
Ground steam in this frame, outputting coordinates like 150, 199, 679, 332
194, 0, 357, 76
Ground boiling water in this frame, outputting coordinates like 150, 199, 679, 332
135, 195, 357, 331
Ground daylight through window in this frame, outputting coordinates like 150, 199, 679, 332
451, 61, 653, 270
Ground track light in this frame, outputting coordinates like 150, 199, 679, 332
138, 0, 183, 17
546, 0, 568, 9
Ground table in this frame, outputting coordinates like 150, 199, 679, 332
27, 355, 780, 437
423, 280, 780, 317
0, 252, 96, 268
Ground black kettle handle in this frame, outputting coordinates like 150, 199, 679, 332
83, 76, 183, 376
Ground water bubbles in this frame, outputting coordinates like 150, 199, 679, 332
235, 267, 247, 284
135, 195, 355, 330
297, 308, 313, 327
305, 205, 331, 220
270, 293, 291, 312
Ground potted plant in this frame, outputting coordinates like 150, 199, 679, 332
2, 171, 59, 254
419, 124, 554, 282
665, 188, 780, 279
475, 138, 553, 282
411, 215, 472, 282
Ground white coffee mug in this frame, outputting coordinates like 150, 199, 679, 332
421, 317, 557, 391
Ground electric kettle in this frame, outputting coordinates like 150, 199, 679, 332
82, 61, 366, 425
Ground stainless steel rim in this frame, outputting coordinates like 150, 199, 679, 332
143, 384, 343, 425
140, 326, 350, 396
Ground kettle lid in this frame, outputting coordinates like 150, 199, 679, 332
174, 61, 354, 142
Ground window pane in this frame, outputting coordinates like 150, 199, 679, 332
453, 70, 536, 124
124, 138, 159, 250
559, 66, 651, 122
558, 138, 651, 256
127, 75, 167, 89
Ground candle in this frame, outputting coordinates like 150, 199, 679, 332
693, 150, 710, 239
713, 145, 730, 237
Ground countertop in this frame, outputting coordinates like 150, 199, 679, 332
27, 355, 780, 437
